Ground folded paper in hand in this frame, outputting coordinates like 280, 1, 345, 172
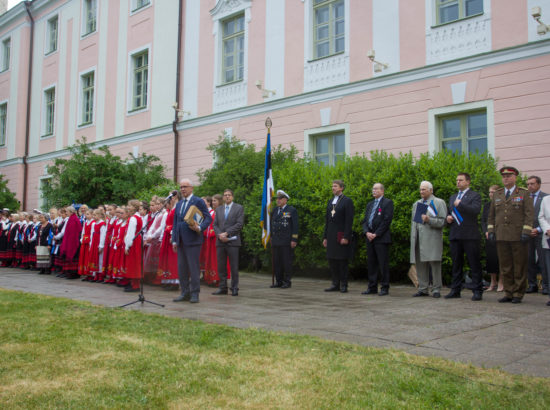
413, 202, 428, 224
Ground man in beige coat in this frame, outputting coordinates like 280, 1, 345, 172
410, 181, 448, 298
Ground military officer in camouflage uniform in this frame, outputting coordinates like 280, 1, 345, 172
488, 166, 534, 304
270, 190, 298, 289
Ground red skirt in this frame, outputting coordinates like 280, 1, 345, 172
123, 236, 142, 280
78, 241, 91, 276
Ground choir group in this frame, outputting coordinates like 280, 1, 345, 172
0, 192, 228, 292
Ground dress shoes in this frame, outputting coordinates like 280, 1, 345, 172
413, 291, 429, 297
546, 300, 550, 306
270, 283, 282, 288
173, 294, 190, 302
444, 291, 461, 299
65, 274, 79, 279
526, 286, 538, 294
324, 285, 340, 292
471, 292, 482, 301
511, 297, 522, 304
281, 283, 291, 289
378, 289, 389, 296
542, 288, 549, 295
498, 296, 513, 303
212, 288, 228, 295
190, 294, 199, 303
432, 292, 440, 298
124, 287, 139, 293
340, 286, 348, 293
231, 288, 239, 296
361, 289, 377, 295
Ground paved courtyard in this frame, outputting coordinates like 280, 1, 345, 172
1, 267, 549, 378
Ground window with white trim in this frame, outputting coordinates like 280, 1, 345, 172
221, 13, 244, 84
80, 72, 94, 126
83, 0, 97, 36
436, 0, 483, 25
0, 103, 6, 146
312, 131, 345, 165
43, 88, 56, 137
313, 0, 344, 59
132, 0, 151, 12
439, 110, 487, 155
131, 51, 148, 111
1, 38, 10, 71
46, 16, 58, 54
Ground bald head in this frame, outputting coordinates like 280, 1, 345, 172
179, 178, 194, 198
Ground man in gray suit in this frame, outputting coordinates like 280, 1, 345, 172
526, 176, 548, 294
212, 189, 244, 296
410, 181, 447, 298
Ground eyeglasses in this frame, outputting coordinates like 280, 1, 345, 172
180, 185, 191, 188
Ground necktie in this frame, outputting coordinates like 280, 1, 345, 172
457, 191, 463, 200
180, 199, 188, 215
368, 200, 378, 227
505, 190, 510, 200
225, 206, 229, 219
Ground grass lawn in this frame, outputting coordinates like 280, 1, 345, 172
1, 288, 549, 409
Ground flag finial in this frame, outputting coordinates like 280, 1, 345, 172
265, 117, 272, 130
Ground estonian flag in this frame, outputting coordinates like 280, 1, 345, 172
451, 206, 463, 225
428, 200, 438, 217
260, 130, 274, 248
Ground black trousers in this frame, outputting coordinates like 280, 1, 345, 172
329, 258, 349, 287
450, 239, 483, 292
366, 240, 390, 290
217, 246, 240, 290
528, 235, 547, 289
273, 245, 293, 285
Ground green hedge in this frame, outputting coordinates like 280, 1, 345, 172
194, 136, 505, 282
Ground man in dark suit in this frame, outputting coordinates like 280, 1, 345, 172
171, 178, 212, 303
270, 189, 298, 289
526, 176, 548, 294
360, 183, 393, 296
323, 179, 354, 293
212, 189, 244, 296
444, 172, 483, 301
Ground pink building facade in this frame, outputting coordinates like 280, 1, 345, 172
1, 0, 550, 209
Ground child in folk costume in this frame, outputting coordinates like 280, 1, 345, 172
88, 208, 107, 282
121, 199, 144, 292
158, 192, 180, 289
102, 205, 120, 284
59, 206, 82, 279
6, 213, 19, 267
15, 213, 28, 268
78, 209, 94, 280
112, 206, 129, 286
26, 214, 40, 270
143, 196, 165, 284
22, 213, 37, 269
200, 196, 219, 286
139, 201, 150, 232
35, 213, 53, 275
52, 208, 68, 274
0, 210, 12, 266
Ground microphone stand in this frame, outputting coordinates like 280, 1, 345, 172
120, 212, 165, 308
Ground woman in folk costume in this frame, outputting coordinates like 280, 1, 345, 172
111, 207, 128, 285
139, 201, 150, 232
143, 196, 165, 284
22, 214, 35, 269
6, 213, 19, 267
88, 208, 107, 282
200, 195, 221, 286
0, 210, 12, 266
52, 208, 68, 274
26, 214, 40, 270
158, 192, 180, 289
59, 206, 82, 279
78, 209, 95, 279
101, 204, 118, 283
121, 200, 144, 292
35, 212, 53, 275
15, 212, 28, 268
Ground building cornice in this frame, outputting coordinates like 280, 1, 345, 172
0, 157, 24, 167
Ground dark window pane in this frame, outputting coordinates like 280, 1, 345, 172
468, 138, 487, 154
316, 155, 330, 166
467, 113, 487, 137
316, 137, 329, 155
442, 140, 462, 154
334, 133, 345, 154
442, 118, 461, 139
465, 0, 483, 16
440, 3, 459, 23
315, 7, 329, 24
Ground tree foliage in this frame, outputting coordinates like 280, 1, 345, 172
42, 138, 170, 209
195, 136, 504, 282
0, 174, 20, 211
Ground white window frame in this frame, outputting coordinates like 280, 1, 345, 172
78, 68, 96, 128
1, 37, 10, 72
130, 0, 152, 15
127, 45, 151, 115
81, 0, 98, 37
311, 0, 346, 60
220, 13, 245, 85
434, 0, 484, 26
0, 100, 7, 147
45, 15, 59, 55
42, 85, 56, 138
428, 100, 494, 156
304, 123, 350, 165
305, 0, 349, 62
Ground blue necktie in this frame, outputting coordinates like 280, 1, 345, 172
225, 206, 229, 219
457, 191, 463, 200
180, 199, 187, 216
368, 200, 379, 227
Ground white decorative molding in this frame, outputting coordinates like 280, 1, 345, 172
304, 54, 349, 93
210, 0, 252, 20
320, 107, 331, 126
451, 81, 467, 104
213, 81, 248, 113
426, 14, 492, 65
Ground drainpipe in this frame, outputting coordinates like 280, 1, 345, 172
22, 1, 35, 210
172, 0, 184, 183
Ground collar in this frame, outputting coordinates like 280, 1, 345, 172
225, 202, 233, 208
506, 186, 516, 194
459, 188, 470, 195
183, 193, 193, 201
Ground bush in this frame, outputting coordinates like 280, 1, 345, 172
0, 174, 19, 211
196, 137, 504, 282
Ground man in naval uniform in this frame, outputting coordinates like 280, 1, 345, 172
270, 190, 298, 289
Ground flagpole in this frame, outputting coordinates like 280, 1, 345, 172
265, 118, 275, 286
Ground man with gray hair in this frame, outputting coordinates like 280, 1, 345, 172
410, 181, 447, 298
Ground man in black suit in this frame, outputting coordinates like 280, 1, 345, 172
323, 180, 354, 293
444, 172, 483, 301
270, 190, 298, 289
360, 183, 393, 296
212, 189, 244, 296
526, 176, 548, 294
172, 178, 213, 303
